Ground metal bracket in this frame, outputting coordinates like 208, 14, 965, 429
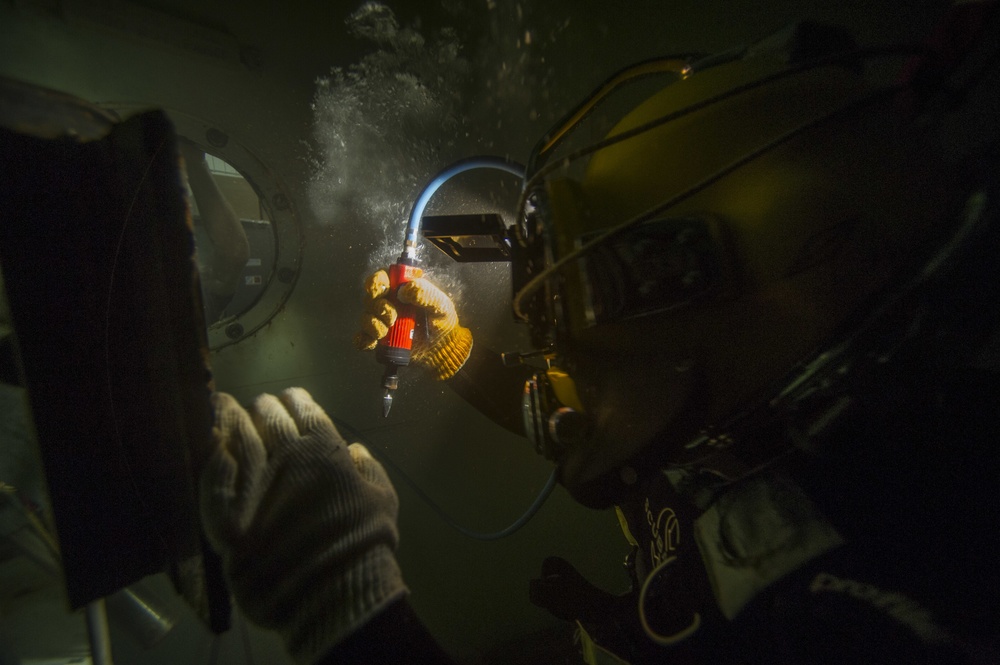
421, 214, 511, 262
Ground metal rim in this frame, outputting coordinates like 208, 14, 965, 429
101, 103, 303, 351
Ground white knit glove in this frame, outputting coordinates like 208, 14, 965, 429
199, 388, 407, 664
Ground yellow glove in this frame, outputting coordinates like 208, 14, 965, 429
353, 270, 472, 381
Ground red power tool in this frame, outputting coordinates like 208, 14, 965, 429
375, 255, 423, 416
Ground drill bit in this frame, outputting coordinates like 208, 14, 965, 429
381, 365, 399, 418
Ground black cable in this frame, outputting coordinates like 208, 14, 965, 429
331, 415, 557, 541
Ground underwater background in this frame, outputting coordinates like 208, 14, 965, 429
0, 1, 957, 662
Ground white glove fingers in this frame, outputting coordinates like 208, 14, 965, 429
201, 393, 269, 544
205, 398, 407, 664
213, 391, 250, 434
250, 393, 300, 451
213, 393, 268, 482
348, 443, 396, 493
277, 388, 344, 446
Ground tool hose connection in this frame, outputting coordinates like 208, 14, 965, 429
403, 156, 526, 258
380, 156, 525, 417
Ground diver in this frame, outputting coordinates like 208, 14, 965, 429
198, 5, 1000, 665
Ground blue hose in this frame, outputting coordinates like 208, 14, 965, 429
367, 156, 539, 539
333, 415, 557, 541
404, 156, 526, 253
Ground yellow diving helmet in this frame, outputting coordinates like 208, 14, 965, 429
510, 25, 961, 503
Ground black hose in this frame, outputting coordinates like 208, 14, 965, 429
332, 415, 557, 541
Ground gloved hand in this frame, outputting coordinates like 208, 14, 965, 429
353, 269, 473, 381
199, 388, 406, 664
